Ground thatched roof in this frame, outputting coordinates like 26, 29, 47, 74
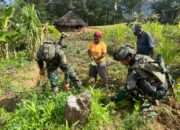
54, 11, 87, 27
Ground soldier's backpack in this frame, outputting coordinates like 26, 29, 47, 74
42, 42, 56, 60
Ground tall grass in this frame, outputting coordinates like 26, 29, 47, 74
143, 22, 180, 64
96, 22, 180, 65
102, 24, 135, 45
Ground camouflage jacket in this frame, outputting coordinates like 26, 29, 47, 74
36, 43, 76, 83
126, 54, 168, 91
37, 43, 67, 70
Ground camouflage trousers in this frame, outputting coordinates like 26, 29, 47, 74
48, 70, 61, 89
47, 67, 81, 89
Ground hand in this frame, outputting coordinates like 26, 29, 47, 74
63, 82, 70, 91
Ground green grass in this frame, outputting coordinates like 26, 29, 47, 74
3, 90, 70, 130
1, 87, 115, 130
0, 51, 31, 96
84, 87, 113, 130
0, 51, 30, 71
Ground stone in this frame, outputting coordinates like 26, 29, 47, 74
64, 91, 91, 125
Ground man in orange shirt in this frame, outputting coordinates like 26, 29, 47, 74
88, 31, 108, 86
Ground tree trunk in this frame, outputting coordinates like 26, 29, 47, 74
82, 0, 88, 13
68, 0, 74, 9
13, 49, 17, 58
5, 43, 9, 59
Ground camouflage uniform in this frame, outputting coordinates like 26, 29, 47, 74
113, 46, 171, 104
126, 54, 168, 101
36, 41, 81, 90
112, 46, 175, 117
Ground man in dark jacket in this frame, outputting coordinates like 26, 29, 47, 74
133, 24, 154, 57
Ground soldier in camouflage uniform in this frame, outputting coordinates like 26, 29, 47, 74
113, 45, 173, 112
36, 34, 82, 92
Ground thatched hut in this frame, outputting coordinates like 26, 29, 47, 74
54, 11, 87, 31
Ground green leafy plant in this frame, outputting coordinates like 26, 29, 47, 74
0, 6, 16, 59
18, 4, 43, 59
84, 87, 112, 130
4, 91, 70, 130
2, 87, 114, 130
122, 101, 147, 130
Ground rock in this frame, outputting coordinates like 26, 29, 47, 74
64, 91, 91, 125
0, 92, 20, 112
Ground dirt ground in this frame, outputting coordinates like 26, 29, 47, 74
11, 63, 40, 89
0, 63, 40, 111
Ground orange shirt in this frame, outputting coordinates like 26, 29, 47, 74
88, 41, 107, 63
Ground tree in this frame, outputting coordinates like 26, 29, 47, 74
153, 0, 180, 23
0, 1, 43, 59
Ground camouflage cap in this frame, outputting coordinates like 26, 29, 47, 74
113, 45, 136, 61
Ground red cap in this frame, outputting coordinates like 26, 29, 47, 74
94, 31, 102, 38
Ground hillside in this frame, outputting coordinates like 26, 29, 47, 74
0, 24, 180, 130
